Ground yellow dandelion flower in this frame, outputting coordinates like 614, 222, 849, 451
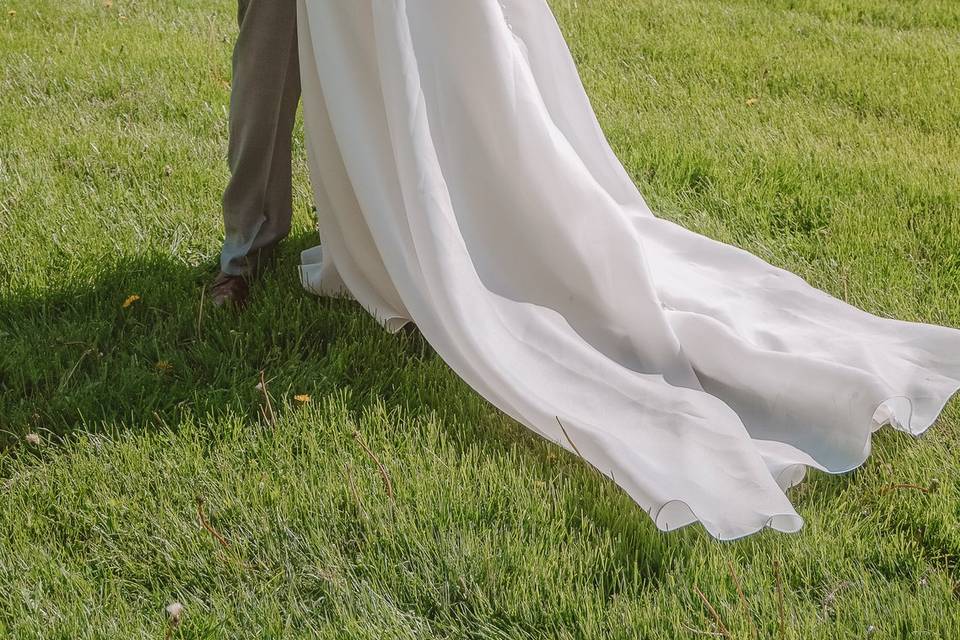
294, 394, 312, 404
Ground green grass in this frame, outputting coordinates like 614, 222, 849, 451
1, 0, 959, 637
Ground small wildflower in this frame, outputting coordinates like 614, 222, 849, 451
294, 394, 312, 404
165, 601, 184, 627
25, 433, 41, 446
122, 294, 141, 309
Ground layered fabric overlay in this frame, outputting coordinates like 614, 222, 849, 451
295, 0, 960, 539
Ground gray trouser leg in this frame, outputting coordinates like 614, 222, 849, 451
220, 0, 301, 277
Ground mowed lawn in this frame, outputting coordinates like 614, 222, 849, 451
2, 0, 959, 637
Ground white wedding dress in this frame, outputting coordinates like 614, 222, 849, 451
295, 0, 960, 539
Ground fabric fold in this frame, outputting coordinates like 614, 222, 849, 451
296, 0, 960, 539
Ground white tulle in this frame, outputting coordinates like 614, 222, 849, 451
295, 0, 960, 539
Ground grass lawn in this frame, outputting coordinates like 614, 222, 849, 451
2, 0, 959, 637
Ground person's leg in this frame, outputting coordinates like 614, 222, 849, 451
220, 0, 301, 279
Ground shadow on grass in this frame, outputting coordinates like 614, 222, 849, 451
0, 231, 547, 467
0, 233, 415, 445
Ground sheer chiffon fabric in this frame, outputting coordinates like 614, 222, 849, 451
295, 0, 960, 539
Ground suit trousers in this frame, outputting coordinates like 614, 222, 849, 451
220, 0, 301, 276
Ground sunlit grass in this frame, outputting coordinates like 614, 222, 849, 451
1, 0, 958, 637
